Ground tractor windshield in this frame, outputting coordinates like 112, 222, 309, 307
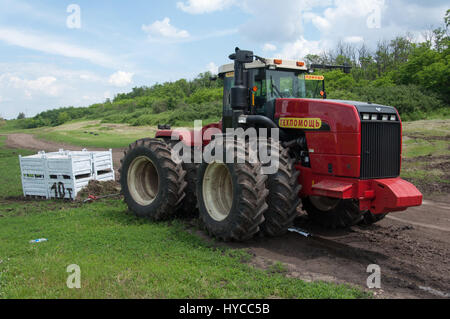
255, 69, 324, 100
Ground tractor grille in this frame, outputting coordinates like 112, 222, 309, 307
360, 122, 401, 179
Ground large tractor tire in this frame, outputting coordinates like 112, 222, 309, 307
259, 139, 302, 237
359, 212, 387, 226
119, 138, 187, 220
179, 161, 199, 216
162, 138, 199, 217
302, 197, 364, 229
197, 138, 269, 242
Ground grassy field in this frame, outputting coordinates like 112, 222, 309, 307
401, 120, 450, 196
0, 136, 366, 299
35, 121, 158, 149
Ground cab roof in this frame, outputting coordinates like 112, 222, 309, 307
218, 58, 308, 75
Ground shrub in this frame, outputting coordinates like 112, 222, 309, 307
186, 88, 223, 105
351, 85, 444, 118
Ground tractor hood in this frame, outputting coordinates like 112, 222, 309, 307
274, 98, 401, 134
325, 99, 398, 115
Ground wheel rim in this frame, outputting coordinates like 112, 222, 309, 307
310, 196, 340, 212
127, 156, 159, 206
202, 162, 233, 222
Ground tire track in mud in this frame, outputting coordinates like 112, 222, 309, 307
229, 216, 450, 299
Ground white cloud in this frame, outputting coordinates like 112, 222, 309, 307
0, 63, 139, 119
108, 71, 134, 87
0, 27, 117, 68
8, 75, 60, 97
142, 18, 190, 40
344, 36, 364, 43
236, 0, 326, 44
304, 12, 331, 31
262, 43, 277, 52
299, 0, 447, 53
104, 91, 113, 100
206, 62, 219, 74
277, 36, 325, 60
304, 0, 385, 35
177, 0, 235, 14
251, 0, 448, 61
79, 73, 102, 82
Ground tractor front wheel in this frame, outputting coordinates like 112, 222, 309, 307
359, 212, 387, 226
302, 197, 364, 229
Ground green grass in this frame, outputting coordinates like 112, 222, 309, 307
35, 121, 158, 149
401, 119, 450, 195
0, 119, 28, 134
402, 119, 450, 137
403, 139, 449, 158
0, 137, 34, 198
0, 137, 366, 299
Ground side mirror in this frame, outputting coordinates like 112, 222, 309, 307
210, 75, 218, 81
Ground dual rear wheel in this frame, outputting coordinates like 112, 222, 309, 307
196, 138, 303, 241
120, 137, 302, 241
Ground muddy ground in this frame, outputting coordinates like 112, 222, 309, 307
5, 133, 450, 299
403, 154, 450, 196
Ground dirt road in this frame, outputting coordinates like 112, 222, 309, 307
230, 201, 450, 299
6, 133, 450, 298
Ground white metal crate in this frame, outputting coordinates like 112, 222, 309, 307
19, 149, 115, 200
92, 150, 115, 181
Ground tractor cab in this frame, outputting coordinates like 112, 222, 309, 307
218, 58, 325, 130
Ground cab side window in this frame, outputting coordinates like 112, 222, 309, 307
223, 76, 234, 111
253, 69, 267, 108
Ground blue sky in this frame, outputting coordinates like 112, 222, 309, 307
0, 0, 448, 119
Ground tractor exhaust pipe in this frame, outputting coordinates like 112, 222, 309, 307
229, 48, 254, 127
245, 115, 278, 128
240, 115, 286, 139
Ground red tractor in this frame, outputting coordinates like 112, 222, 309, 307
119, 48, 423, 241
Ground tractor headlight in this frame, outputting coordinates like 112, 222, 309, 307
238, 116, 247, 124
371, 114, 378, 121
382, 115, 388, 121
390, 115, 396, 121
362, 114, 370, 120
